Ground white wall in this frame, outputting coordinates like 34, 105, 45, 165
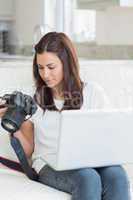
12, 0, 44, 46
11, 0, 56, 47
0, 0, 14, 18
96, 7, 133, 45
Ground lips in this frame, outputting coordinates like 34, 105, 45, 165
45, 80, 52, 83
45, 80, 53, 86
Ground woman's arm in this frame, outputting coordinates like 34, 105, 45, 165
13, 120, 34, 159
0, 99, 8, 118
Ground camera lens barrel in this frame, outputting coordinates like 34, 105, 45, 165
1, 106, 26, 133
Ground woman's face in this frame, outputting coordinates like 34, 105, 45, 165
37, 52, 64, 92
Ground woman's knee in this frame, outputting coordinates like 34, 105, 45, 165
100, 166, 129, 187
73, 168, 102, 189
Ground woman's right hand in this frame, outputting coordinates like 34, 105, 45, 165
0, 100, 8, 118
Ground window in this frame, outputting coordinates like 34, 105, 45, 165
73, 9, 96, 42
33, 0, 56, 45
62, 0, 96, 42
36, 0, 96, 44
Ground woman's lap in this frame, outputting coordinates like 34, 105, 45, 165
38, 165, 77, 194
38, 165, 102, 194
38, 165, 130, 200
96, 166, 130, 199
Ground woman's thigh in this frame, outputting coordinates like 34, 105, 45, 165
38, 165, 102, 195
96, 165, 129, 186
96, 165, 130, 200
38, 165, 77, 194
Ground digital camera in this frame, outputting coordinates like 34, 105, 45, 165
0, 91, 37, 133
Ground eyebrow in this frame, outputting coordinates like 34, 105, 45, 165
38, 63, 55, 67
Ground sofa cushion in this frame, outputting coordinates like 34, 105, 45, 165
0, 168, 71, 200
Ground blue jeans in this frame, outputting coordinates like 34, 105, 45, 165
38, 165, 130, 200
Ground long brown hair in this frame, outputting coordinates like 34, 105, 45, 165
33, 32, 84, 111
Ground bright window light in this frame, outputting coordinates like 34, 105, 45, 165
73, 9, 96, 42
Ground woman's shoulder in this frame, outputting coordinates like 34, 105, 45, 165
83, 81, 105, 91
83, 81, 110, 98
83, 81, 111, 109
83, 80, 106, 100
29, 104, 44, 123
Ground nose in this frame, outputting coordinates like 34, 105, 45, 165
43, 68, 50, 80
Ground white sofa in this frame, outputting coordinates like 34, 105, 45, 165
0, 60, 133, 199
0, 167, 71, 200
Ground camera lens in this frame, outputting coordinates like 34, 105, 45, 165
1, 107, 26, 133
1, 119, 17, 133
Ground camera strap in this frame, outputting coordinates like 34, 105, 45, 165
10, 135, 38, 181
0, 156, 23, 172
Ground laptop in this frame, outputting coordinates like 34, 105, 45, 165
43, 109, 133, 171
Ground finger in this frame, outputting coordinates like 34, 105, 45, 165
0, 107, 8, 113
0, 104, 6, 109
0, 99, 6, 105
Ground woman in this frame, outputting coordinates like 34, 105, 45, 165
0, 32, 130, 200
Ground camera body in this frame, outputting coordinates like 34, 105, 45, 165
1, 91, 37, 133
